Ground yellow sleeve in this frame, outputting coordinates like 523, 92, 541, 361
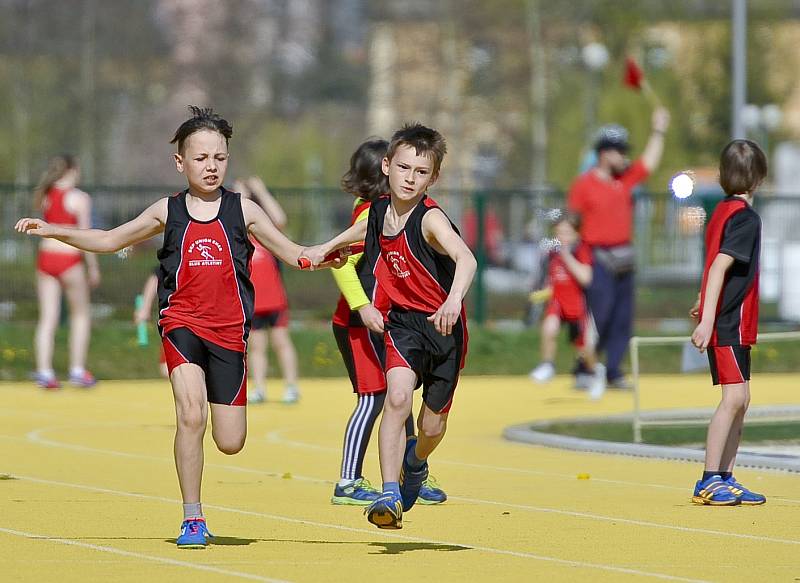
331, 207, 370, 311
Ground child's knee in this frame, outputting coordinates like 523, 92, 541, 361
177, 406, 206, 433
385, 389, 412, 413
214, 432, 246, 455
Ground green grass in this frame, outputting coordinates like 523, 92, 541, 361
543, 420, 800, 446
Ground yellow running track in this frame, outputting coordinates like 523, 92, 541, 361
1, 374, 798, 582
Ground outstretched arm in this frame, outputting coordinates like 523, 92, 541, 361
242, 198, 303, 267
16, 198, 167, 253
641, 107, 670, 173
303, 220, 368, 267
422, 209, 477, 335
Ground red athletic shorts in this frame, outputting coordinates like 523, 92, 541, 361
37, 251, 82, 278
545, 300, 596, 349
707, 345, 751, 386
332, 323, 386, 394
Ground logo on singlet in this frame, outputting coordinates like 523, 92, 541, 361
188, 238, 224, 267
386, 250, 411, 278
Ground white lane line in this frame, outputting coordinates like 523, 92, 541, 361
0, 526, 290, 583
9, 428, 800, 544
265, 428, 800, 503
7, 473, 708, 583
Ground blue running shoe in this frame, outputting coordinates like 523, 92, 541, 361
365, 492, 403, 529
418, 474, 447, 505
725, 476, 766, 505
176, 518, 213, 548
399, 437, 428, 512
691, 475, 740, 506
331, 478, 381, 506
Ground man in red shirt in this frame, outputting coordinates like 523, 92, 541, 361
567, 107, 670, 387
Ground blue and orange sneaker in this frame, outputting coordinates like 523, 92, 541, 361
399, 437, 428, 512
365, 491, 403, 529
725, 476, 766, 505
418, 474, 447, 505
69, 370, 97, 388
331, 477, 381, 506
34, 373, 61, 390
691, 474, 740, 506
176, 518, 213, 548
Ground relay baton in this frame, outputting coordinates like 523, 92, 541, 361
134, 294, 149, 346
298, 243, 365, 270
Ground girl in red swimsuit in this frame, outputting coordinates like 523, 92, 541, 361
33, 155, 100, 389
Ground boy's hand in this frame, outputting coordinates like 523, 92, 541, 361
691, 320, 713, 353
15, 218, 55, 238
357, 304, 384, 333
299, 245, 330, 270
133, 308, 149, 325
428, 296, 461, 336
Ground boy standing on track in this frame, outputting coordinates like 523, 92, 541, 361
690, 139, 766, 506
308, 124, 476, 529
16, 106, 319, 547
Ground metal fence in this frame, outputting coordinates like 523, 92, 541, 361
2, 183, 800, 324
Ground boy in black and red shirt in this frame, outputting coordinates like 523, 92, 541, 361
529, 212, 605, 399
308, 124, 476, 529
690, 139, 766, 506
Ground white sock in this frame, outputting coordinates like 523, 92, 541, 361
69, 366, 85, 378
38, 368, 55, 378
338, 478, 355, 487
183, 502, 203, 520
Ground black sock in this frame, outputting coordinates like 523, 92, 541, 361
702, 470, 721, 482
719, 471, 732, 481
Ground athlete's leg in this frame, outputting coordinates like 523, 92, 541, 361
340, 391, 385, 481
539, 313, 560, 362
719, 380, 750, 473
169, 363, 209, 504
209, 403, 247, 455
35, 272, 62, 375
415, 404, 448, 460
704, 381, 748, 473
379, 367, 416, 484
61, 263, 91, 373
248, 328, 268, 394
269, 326, 299, 387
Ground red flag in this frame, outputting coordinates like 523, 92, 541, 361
624, 57, 644, 91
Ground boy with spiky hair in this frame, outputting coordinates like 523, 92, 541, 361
307, 123, 476, 529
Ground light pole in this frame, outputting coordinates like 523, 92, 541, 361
741, 103, 782, 158
582, 42, 609, 141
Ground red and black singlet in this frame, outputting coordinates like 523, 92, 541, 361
157, 188, 255, 352
366, 195, 463, 317
699, 197, 761, 347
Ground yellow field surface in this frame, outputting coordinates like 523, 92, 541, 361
0, 374, 797, 582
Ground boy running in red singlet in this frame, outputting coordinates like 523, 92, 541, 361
307, 124, 476, 529
16, 106, 317, 547
329, 139, 447, 507
689, 140, 766, 506
234, 177, 301, 405
529, 213, 605, 399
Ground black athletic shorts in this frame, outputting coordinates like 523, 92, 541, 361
708, 345, 751, 386
384, 309, 467, 414
251, 310, 288, 330
162, 327, 247, 406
